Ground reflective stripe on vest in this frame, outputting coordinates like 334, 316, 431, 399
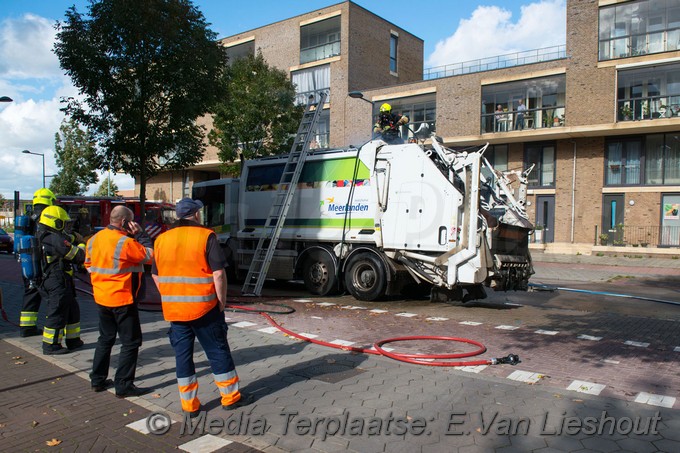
155, 226, 218, 322
86, 228, 152, 307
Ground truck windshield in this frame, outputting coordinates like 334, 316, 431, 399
193, 184, 225, 228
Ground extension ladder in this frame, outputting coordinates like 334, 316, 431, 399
241, 91, 327, 296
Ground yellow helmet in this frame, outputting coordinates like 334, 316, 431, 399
33, 188, 56, 207
39, 205, 71, 231
379, 103, 392, 114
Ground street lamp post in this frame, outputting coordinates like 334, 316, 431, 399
348, 91, 374, 106
0, 96, 13, 103
22, 150, 46, 188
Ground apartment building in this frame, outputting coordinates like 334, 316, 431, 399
143, 0, 680, 251
143, 1, 422, 202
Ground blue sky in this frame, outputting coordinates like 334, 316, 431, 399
0, 0, 565, 200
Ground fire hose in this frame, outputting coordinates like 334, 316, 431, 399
529, 282, 680, 306
226, 302, 521, 367
4, 276, 520, 368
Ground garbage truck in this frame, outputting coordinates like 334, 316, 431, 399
192, 137, 534, 302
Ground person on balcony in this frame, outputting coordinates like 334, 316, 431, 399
515, 99, 527, 130
495, 105, 507, 132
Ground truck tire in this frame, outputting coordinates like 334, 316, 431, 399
344, 252, 387, 301
302, 250, 337, 296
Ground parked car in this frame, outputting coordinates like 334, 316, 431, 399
0, 228, 13, 254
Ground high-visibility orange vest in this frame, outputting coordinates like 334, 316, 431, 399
154, 226, 218, 322
85, 228, 153, 307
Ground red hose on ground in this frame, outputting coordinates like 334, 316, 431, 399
229, 304, 518, 367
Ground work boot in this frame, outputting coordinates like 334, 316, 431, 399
66, 339, 84, 351
20, 327, 42, 338
222, 393, 254, 410
43, 344, 70, 355
116, 385, 152, 398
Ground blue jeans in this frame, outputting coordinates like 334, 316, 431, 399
168, 305, 236, 379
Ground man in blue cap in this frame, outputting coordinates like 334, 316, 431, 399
152, 198, 252, 417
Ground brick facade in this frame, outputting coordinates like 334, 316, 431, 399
141, 0, 680, 249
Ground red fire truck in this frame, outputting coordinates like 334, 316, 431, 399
55, 196, 176, 240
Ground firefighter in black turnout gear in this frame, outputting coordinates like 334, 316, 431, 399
38, 206, 86, 355
19, 188, 56, 337
373, 103, 409, 145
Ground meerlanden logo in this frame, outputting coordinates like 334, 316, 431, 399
320, 197, 369, 216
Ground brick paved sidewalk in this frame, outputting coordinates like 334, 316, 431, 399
1, 255, 679, 453
0, 339, 263, 453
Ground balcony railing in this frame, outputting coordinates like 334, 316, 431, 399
481, 106, 565, 134
300, 41, 340, 65
294, 88, 330, 106
597, 225, 680, 247
424, 45, 567, 80
599, 29, 680, 61
618, 95, 680, 122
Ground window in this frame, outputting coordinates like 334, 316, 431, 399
300, 16, 341, 64
606, 133, 680, 185
390, 34, 398, 73
225, 41, 254, 65
599, 0, 680, 61
525, 143, 555, 187
245, 155, 371, 191
617, 62, 680, 121
486, 145, 508, 172
311, 109, 330, 150
182, 171, 190, 198
291, 64, 330, 105
481, 75, 566, 133
605, 140, 641, 185
371, 94, 436, 141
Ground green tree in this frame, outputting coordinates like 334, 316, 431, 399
49, 119, 99, 196
54, 0, 227, 217
209, 51, 303, 175
93, 175, 119, 197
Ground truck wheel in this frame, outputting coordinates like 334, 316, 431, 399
344, 252, 387, 301
302, 250, 337, 296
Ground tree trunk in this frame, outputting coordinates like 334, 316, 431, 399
238, 151, 245, 175
139, 166, 146, 223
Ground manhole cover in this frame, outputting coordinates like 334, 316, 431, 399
290, 363, 365, 383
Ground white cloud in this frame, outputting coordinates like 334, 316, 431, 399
0, 14, 61, 79
0, 12, 134, 199
426, 0, 566, 68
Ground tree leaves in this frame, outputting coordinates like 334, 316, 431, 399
209, 51, 303, 174
93, 175, 119, 197
54, 0, 228, 211
49, 118, 99, 196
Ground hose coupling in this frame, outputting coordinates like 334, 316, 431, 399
491, 354, 521, 365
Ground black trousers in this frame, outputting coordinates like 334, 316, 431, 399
90, 303, 143, 393
42, 272, 80, 347
20, 277, 43, 332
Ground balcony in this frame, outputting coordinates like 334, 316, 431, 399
481, 106, 565, 134
424, 45, 566, 80
599, 29, 680, 61
300, 41, 340, 65
618, 95, 680, 122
